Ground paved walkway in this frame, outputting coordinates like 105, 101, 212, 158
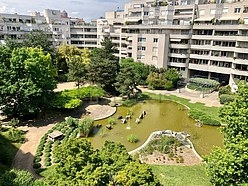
12, 124, 55, 178
139, 86, 221, 107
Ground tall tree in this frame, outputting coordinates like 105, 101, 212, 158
205, 81, 248, 185
88, 38, 119, 92
0, 46, 57, 118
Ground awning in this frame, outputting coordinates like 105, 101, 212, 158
194, 17, 214, 22
219, 16, 240, 21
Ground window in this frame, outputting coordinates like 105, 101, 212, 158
149, 11, 154, 16
137, 46, 146, 51
153, 38, 158, 43
161, 10, 166, 16
152, 56, 157, 60
137, 54, 145, 59
234, 8, 241, 13
210, 9, 216, 14
153, 47, 158, 52
138, 37, 146, 42
199, 9, 205, 15
223, 8, 228, 13
144, 12, 149, 16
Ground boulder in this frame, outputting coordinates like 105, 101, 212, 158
106, 124, 112, 130
139, 114, 144, 119
121, 118, 127, 124
126, 115, 132, 119
117, 115, 123, 119
135, 118, 140, 124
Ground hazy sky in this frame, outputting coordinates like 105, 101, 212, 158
0, 0, 130, 21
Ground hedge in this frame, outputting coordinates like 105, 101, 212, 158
188, 109, 221, 126
220, 94, 236, 104
188, 78, 220, 89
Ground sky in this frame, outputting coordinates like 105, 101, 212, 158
0, 0, 131, 21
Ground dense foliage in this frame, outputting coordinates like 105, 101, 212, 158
147, 68, 180, 90
188, 109, 221, 126
218, 85, 236, 104
205, 81, 248, 185
51, 86, 105, 109
43, 139, 160, 186
188, 78, 220, 90
0, 46, 57, 118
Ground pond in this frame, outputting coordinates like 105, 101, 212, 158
89, 100, 223, 156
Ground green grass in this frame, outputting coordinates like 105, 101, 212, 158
143, 92, 220, 122
151, 164, 211, 186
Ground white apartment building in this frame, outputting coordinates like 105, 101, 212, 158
0, 9, 98, 49
1, 0, 248, 87
100, 0, 248, 87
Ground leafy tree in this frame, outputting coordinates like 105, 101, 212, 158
0, 46, 57, 118
164, 68, 181, 87
205, 81, 248, 185
120, 58, 150, 85
5, 30, 56, 63
115, 65, 139, 98
67, 55, 87, 88
47, 139, 160, 185
113, 162, 160, 186
0, 169, 34, 186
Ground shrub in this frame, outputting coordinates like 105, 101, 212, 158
220, 94, 236, 104
34, 156, 41, 163
164, 80, 174, 90
188, 78, 220, 89
122, 99, 137, 107
127, 134, 139, 143
45, 160, 51, 167
108, 117, 116, 125
5, 128, 25, 143
78, 117, 94, 137
218, 85, 231, 96
189, 109, 221, 126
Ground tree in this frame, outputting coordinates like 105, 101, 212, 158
205, 81, 248, 185
47, 139, 160, 185
0, 46, 57, 118
164, 68, 181, 87
88, 38, 119, 93
112, 162, 160, 186
67, 55, 87, 88
115, 64, 140, 98
5, 30, 56, 60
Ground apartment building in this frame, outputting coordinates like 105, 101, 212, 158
0, 0, 248, 87
0, 9, 98, 49
100, 0, 248, 87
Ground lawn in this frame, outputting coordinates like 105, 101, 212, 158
143, 92, 220, 122
151, 164, 211, 186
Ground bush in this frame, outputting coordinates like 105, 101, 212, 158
127, 134, 139, 143
5, 128, 25, 143
78, 117, 94, 137
108, 117, 116, 125
188, 78, 220, 89
219, 85, 231, 96
34, 156, 41, 163
122, 99, 137, 107
220, 94, 236, 104
189, 109, 221, 126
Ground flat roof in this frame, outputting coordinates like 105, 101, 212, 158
48, 130, 63, 139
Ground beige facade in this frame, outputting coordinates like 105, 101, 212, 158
1, 0, 248, 88
98, 0, 248, 88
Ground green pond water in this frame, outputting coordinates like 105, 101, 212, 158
88, 100, 223, 156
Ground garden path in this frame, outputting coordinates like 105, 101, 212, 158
12, 124, 55, 179
139, 87, 221, 107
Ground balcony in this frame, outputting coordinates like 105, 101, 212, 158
233, 58, 248, 65
210, 56, 233, 63
190, 45, 211, 50
169, 53, 188, 58
208, 66, 231, 74
188, 63, 209, 71
170, 43, 189, 49
168, 62, 187, 67
170, 34, 191, 39
231, 69, 248, 76
190, 54, 210, 60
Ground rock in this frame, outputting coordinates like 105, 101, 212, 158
142, 110, 146, 115
117, 115, 123, 119
195, 122, 203, 127
126, 115, 131, 119
106, 124, 112, 130
139, 114, 143, 119
135, 118, 140, 124
96, 124, 102, 128
121, 118, 127, 124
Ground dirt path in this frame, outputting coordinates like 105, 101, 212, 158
12, 124, 55, 178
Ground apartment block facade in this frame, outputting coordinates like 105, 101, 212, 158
0, 0, 248, 87
0, 9, 98, 49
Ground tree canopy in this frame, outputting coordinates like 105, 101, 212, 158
0, 46, 57, 117
45, 139, 160, 186
205, 81, 248, 185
